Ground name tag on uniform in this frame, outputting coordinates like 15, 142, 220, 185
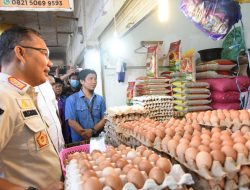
21, 109, 38, 119
35, 130, 49, 150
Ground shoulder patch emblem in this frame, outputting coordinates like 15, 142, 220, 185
8, 77, 26, 90
0, 108, 4, 115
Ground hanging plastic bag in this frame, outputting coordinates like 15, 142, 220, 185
221, 26, 245, 61
180, 0, 242, 40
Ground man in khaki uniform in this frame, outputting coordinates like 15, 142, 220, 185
0, 27, 63, 190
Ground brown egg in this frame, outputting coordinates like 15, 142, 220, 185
190, 139, 201, 148
123, 164, 135, 175
116, 159, 128, 169
231, 130, 243, 139
91, 150, 102, 160
138, 160, 153, 175
136, 146, 147, 155
192, 124, 201, 131
155, 129, 165, 139
78, 160, 93, 173
209, 142, 221, 150
240, 166, 250, 178
126, 168, 145, 189
176, 143, 189, 161
105, 174, 123, 190
221, 146, 237, 161
82, 176, 103, 190
183, 133, 192, 141
211, 127, 221, 133
143, 149, 153, 158
149, 167, 165, 185
106, 147, 117, 157
211, 150, 225, 165
81, 170, 98, 183
148, 153, 160, 164
99, 160, 112, 170
246, 140, 250, 150
196, 151, 213, 169
241, 126, 250, 133
118, 144, 127, 151
173, 134, 182, 142
95, 155, 106, 164
185, 147, 198, 162
165, 128, 175, 137
156, 157, 171, 173
222, 139, 234, 146
233, 143, 249, 156
201, 139, 211, 146
234, 136, 247, 144
111, 154, 122, 162
167, 139, 178, 156
146, 132, 156, 143
198, 145, 211, 152
220, 133, 232, 141
179, 138, 190, 144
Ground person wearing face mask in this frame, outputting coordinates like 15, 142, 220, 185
65, 69, 106, 142
62, 72, 80, 97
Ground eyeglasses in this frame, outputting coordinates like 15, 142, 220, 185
15, 45, 50, 59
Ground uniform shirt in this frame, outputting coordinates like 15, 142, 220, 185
0, 73, 62, 188
65, 90, 106, 142
35, 81, 65, 153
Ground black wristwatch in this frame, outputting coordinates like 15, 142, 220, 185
92, 128, 98, 136
26, 187, 38, 190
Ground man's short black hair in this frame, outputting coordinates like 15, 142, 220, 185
79, 69, 97, 80
54, 77, 64, 85
69, 72, 79, 79
0, 26, 41, 65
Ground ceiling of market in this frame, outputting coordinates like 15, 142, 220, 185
0, 0, 126, 61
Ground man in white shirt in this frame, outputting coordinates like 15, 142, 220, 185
35, 79, 65, 153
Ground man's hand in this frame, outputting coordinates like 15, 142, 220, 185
42, 181, 64, 190
66, 68, 76, 75
80, 129, 93, 140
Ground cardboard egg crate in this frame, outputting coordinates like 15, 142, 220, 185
64, 146, 194, 190
105, 113, 148, 125
150, 136, 250, 183
187, 165, 250, 190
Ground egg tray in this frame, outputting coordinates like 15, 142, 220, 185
105, 113, 148, 125
190, 169, 250, 190
65, 160, 194, 190
159, 144, 249, 181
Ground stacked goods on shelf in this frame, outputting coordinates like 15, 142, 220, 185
135, 76, 172, 96
199, 76, 250, 110
185, 109, 250, 132
118, 117, 250, 189
133, 95, 173, 121
171, 77, 212, 116
63, 145, 194, 190
196, 59, 236, 80
104, 105, 147, 147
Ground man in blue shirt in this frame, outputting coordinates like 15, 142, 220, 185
65, 69, 106, 142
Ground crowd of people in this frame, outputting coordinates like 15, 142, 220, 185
0, 26, 106, 189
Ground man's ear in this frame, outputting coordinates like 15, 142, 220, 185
14, 46, 25, 63
80, 79, 84, 85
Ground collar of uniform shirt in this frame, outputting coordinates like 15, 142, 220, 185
78, 89, 96, 102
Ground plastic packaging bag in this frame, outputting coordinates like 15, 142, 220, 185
180, 0, 242, 40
